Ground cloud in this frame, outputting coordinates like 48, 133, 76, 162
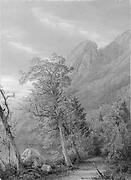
2, 28, 41, 55
1, 28, 25, 41
32, 8, 102, 43
32, 8, 75, 33
9, 41, 40, 54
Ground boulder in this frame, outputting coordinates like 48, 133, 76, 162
41, 164, 52, 173
21, 148, 45, 168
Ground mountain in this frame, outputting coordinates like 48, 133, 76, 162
67, 31, 130, 111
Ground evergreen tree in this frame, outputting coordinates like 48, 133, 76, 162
63, 96, 90, 160
70, 97, 89, 137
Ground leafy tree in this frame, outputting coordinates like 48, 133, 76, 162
100, 100, 131, 175
20, 55, 74, 167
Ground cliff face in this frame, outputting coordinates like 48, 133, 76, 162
68, 31, 130, 110
68, 40, 98, 72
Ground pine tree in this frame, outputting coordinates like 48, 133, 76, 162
70, 97, 89, 137
119, 101, 130, 124
64, 96, 90, 160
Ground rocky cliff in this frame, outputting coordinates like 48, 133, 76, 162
68, 31, 130, 111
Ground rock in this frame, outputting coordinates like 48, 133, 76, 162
21, 148, 45, 168
41, 164, 52, 173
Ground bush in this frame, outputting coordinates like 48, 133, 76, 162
0, 163, 17, 180
99, 100, 131, 178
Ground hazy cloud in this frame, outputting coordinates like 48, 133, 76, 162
2, 28, 40, 54
32, 8, 101, 42
32, 8, 77, 33
9, 41, 40, 54
2, 28, 25, 41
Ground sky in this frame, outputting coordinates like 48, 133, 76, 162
0, 0, 130, 99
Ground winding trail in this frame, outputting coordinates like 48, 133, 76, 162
46, 157, 106, 180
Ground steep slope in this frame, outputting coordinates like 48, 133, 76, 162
68, 40, 98, 72
68, 40, 98, 85
68, 31, 130, 111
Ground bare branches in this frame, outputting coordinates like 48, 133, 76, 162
0, 89, 15, 119
0, 89, 10, 119
0, 89, 22, 170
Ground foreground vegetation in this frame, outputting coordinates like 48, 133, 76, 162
0, 54, 130, 180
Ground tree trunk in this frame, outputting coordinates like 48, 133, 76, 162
1, 116, 22, 171
71, 138, 81, 162
8, 142, 11, 165
58, 121, 73, 167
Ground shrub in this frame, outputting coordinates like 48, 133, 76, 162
0, 163, 17, 180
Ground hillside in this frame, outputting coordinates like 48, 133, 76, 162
68, 31, 130, 111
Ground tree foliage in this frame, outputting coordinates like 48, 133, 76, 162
20, 55, 75, 166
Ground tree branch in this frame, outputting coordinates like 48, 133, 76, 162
0, 89, 10, 119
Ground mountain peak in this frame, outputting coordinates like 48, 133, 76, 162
114, 30, 131, 44
97, 30, 130, 65
68, 40, 97, 72
70, 40, 97, 55
68, 31, 130, 110
68, 30, 130, 78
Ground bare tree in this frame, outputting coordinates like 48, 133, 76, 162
0, 89, 22, 171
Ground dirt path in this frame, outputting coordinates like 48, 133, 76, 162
46, 157, 106, 180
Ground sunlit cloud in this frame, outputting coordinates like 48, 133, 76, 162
1, 28, 25, 41
32, 8, 102, 43
9, 41, 40, 54
32, 8, 75, 33
1, 28, 41, 55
